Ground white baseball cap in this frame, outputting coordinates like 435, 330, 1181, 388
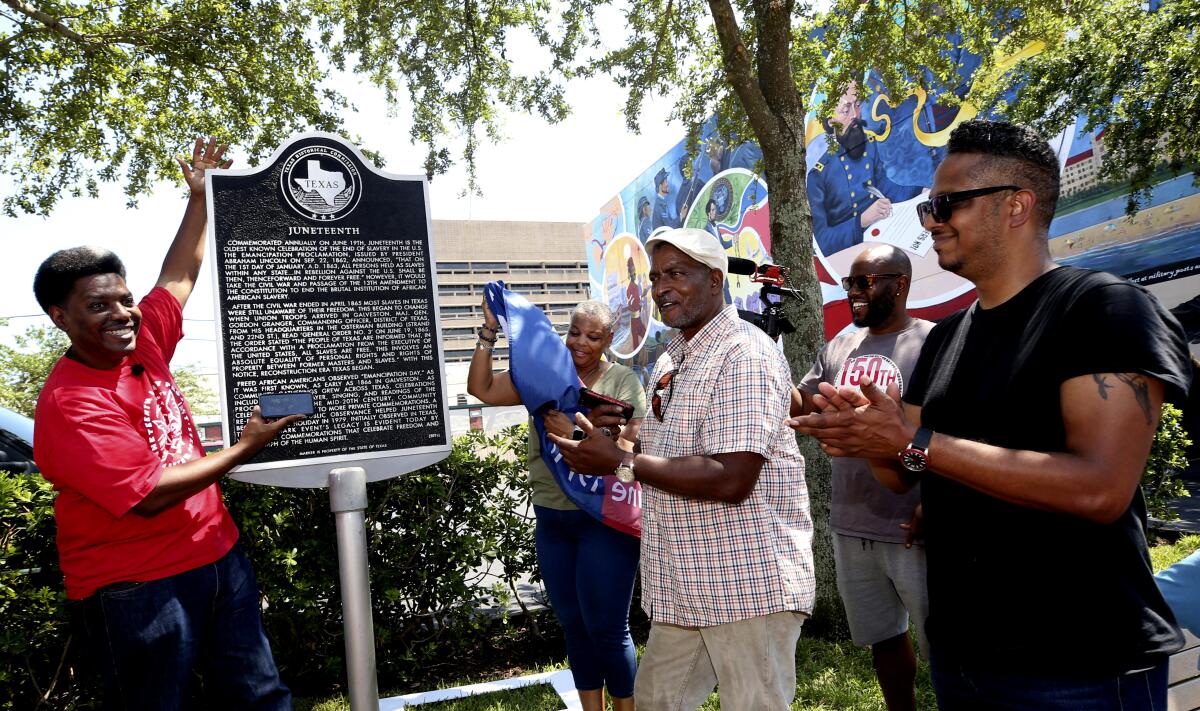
645, 227, 728, 278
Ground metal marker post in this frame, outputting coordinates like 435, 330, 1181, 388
329, 466, 379, 710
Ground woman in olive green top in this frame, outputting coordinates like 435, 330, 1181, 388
467, 299, 646, 711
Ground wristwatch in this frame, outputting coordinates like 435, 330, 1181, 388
899, 427, 933, 472
614, 453, 637, 483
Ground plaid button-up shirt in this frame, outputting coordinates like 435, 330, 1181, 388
638, 306, 814, 627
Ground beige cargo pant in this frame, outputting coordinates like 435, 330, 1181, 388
634, 610, 806, 710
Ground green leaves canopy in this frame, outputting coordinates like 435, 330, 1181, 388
311, 0, 573, 187
1008, 0, 1200, 211
2, 0, 1195, 221
0, 0, 342, 216
0, 0, 577, 215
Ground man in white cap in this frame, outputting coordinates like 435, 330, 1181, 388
552, 228, 814, 710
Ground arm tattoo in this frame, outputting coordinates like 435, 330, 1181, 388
1114, 374, 1153, 425
1092, 374, 1112, 400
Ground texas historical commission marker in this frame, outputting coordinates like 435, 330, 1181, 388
206, 133, 451, 488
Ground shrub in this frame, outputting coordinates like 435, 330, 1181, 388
0, 470, 86, 710
0, 425, 538, 706
223, 424, 537, 693
1145, 404, 1191, 521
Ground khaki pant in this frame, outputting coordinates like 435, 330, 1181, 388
634, 611, 806, 711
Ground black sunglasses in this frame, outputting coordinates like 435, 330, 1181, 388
841, 273, 903, 291
916, 185, 1020, 224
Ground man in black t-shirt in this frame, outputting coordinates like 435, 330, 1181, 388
790, 120, 1190, 710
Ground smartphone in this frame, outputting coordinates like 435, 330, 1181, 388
259, 392, 314, 419
578, 388, 635, 421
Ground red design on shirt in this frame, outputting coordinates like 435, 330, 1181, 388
834, 353, 904, 394
143, 379, 198, 466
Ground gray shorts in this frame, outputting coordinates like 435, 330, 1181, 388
832, 532, 930, 658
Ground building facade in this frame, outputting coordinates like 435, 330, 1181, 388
431, 220, 589, 431
1061, 131, 1109, 198
433, 219, 590, 368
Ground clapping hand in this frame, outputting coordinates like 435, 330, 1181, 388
786, 375, 912, 459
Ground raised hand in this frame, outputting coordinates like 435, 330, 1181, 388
177, 137, 231, 196
480, 296, 500, 331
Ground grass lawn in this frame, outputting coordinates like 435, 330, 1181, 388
298, 535, 1200, 710
1150, 533, 1200, 573
299, 636, 932, 710
297, 676, 566, 710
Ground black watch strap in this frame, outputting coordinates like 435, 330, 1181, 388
910, 426, 933, 451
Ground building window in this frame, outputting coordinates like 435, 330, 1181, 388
442, 305, 475, 315
437, 261, 470, 271
438, 284, 473, 295
472, 261, 507, 271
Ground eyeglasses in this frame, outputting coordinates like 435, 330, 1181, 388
841, 273, 903, 291
916, 185, 1020, 224
651, 368, 677, 421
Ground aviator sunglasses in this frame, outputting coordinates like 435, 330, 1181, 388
916, 185, 1020, 224
651, 368, 677, 421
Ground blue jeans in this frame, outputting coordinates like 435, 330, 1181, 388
71, 542, 290, 710
931, 654, 1168, 710
535, 505, 640, 697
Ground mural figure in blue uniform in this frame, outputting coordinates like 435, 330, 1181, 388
676, 155, 704, 221
637, 196, 652, 240
651, 168, 676, 230
809, 82, 924, 256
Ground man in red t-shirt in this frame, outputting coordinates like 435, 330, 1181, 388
33, 139, 303, 710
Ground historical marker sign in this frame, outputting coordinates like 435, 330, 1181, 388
206, 133, 451, 487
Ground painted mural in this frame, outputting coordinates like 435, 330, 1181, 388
585, 39, 1200, 375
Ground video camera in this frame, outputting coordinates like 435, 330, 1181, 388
727, 257, 802, 339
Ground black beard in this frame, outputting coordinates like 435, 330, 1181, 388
852, 289, 897, 328
836, 119, 868, 160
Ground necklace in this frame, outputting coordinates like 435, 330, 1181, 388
579, 362, 603, 386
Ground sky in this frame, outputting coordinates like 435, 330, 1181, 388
0, 71, 686, 375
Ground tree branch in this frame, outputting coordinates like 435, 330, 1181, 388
645, 0, 676, 88
0, 27, 30, 53
706, 0, 780, 148
754, 0, 793, 101
753, 0, 803, 136
0, 0, 86, 43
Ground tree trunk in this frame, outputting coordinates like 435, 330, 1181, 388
707, 0, 848, 640
760, 111, 849, 641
